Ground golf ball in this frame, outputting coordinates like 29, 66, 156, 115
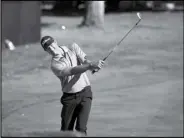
61, 25, 66, 30
166, 3, 175, 10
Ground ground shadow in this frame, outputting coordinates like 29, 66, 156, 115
42, 8, 182, 17
41, 22, 57, 28
42, 9, 84, 17
41, 8, 155, 17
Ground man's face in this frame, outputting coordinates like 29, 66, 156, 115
46, 41, 62, 56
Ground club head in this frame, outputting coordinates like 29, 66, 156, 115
137, 12, 142, 20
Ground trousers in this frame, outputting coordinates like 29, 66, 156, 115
60, 86, 92, 135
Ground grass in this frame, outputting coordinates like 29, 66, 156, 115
2, 11, 183, 136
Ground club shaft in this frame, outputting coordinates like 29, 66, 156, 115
103, 19, 141, 61
92, 17, 141, 74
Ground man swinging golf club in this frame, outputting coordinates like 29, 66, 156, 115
40, 36, 105, 136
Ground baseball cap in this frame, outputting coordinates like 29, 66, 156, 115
40, 36, 54, 51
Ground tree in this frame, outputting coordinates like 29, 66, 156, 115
79, 1, 105, 28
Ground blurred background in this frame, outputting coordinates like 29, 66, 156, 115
2, 0, 183, 47
1, 0, 183, 137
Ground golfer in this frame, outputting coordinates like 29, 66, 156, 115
40, 36, 105, 135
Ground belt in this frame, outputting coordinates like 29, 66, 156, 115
63, 86, 91, 95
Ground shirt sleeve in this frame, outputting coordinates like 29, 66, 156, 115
72, 43, 87, 63
51, 59, 68, 77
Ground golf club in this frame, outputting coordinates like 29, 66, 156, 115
92, 12, 142, 74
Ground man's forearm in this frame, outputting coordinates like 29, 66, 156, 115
61, 57, 93, 76
62, 64, 91, 76
70, 64, 91, 75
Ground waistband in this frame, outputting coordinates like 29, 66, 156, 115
63, 86, 91, 95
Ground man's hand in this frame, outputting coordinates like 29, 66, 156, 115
89, 60, 105, 70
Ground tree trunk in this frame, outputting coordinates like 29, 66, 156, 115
79, 1, 105, 28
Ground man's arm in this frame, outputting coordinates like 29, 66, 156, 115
52, 43, 104, 77
72, 43, 101, 67
72, 43, 87, 64
72, 43, 97, 66
51, 61, 96, 77
52, 60, 104, 77
64, 64, 92, 76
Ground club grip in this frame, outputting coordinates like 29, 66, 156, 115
92, 56, 108, 74
91, 58, 106, 75
92, 69, 99, 74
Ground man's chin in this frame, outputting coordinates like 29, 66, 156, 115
54, 53, 63, 58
